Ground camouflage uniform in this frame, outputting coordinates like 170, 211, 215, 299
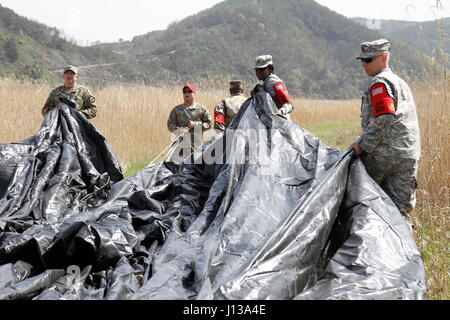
263, 73, 294, 115
42, 84, 98, 119
255, 55, 294, 116
167, 102, 212, 149
360, 153, 419, 214
357, 40, 421, 214
214, 81, 247, 132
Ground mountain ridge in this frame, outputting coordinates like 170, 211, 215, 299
352, 17, 449, 62
0, 0, 438, 99
0, 4, 120, 80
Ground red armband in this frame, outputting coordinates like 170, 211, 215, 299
273, 82, 292, 105
214, 113, 225, 125
370, 83, 396, 117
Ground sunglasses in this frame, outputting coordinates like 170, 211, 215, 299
360, 55, 383, 64
183, 90, 193, 94
255, 68, 268, 72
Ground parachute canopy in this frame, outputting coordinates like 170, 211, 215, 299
0, 88, 426, 300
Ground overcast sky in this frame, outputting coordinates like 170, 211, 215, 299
0, 0, 448, 44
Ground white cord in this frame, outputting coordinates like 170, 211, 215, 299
146, 132, 187, 167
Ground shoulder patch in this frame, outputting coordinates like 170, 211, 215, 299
370, 83, 396, 118
371, 86, 384, 96
273, 81, 292, 105
275, 83, 286, 90
214, 113, 225, 125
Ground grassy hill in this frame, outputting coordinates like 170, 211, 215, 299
0, 0, 436, 99
93, 0, 433, 99
0, 4, 119, 80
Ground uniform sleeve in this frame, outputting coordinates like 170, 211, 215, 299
359, 82, 396, 153
359, 114, 395, 153
201, 106, 213, 131
42, 92, 56, 116
81, 88, 98, 119
279, 102, 294, 115
167, 108, 180, 133
369, 83, 396, 118
213, 100, 226, 132
274, 82, 294, 115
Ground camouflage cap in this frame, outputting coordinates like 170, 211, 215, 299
230, 80, 244, 90
255, 55, 273, 69
63, 65, 78, 74
357, 39, 391, 59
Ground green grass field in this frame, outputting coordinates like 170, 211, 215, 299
412, 207, 449, 300
124, 160, 151, 178
303, 120, 361, 150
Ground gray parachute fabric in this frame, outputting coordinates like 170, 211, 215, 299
0, 86, 426, 300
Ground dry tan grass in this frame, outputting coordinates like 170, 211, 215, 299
409, 76, 449, 300
292, 98, 361, 125
413, 78, 450, 209
0, 77, 448, 299
0, 79, 46, 142
0, 78, 361, 165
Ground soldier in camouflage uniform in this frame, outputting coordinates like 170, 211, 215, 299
254, 55, 294, 120
213, 80, 248, 134
42, 65, 98, 119
167, 84, 212, 157
349, 39, 421, 217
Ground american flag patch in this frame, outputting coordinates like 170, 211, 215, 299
372, 87, 383, 96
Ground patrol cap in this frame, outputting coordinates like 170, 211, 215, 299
183, 84, 197, 93
230, 80, 244, 90
255, 55, 273, 69
63, 65, 78, 74
357, 39, 391, 59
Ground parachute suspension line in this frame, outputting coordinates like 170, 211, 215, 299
146, 132, 187, 167
146, 139, 180, 186
164, 133, 196, 161
145, 132, 193, 186
164, 137, 183, 162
